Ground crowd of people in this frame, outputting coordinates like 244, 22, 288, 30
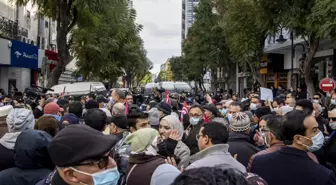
0, 87, 336, 185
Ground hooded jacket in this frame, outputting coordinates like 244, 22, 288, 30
0, 129, 53, 185
228, 132, 261, 167
0, 108, 35, 171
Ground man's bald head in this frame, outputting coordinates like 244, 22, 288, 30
112, 103, 126, 116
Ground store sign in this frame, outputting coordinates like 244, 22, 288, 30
278, 74, 287, 81
11, 40, 38, 69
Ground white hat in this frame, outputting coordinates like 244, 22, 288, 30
0, 105, 13, 117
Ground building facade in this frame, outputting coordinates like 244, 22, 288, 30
235, 28, 336, 96
128, 0, 133, 8
0, 0, 62, 94
182, 0, 199, 40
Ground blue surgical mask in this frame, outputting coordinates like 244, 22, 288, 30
190, 117, 200, 125
331, 99, 336, 105
303, 131, 324, 152
227, 113, 232, 122
71, 167, 120, 185
221, 108, 228, 116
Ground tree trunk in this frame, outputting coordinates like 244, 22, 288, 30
246, 60, 266, 87
47, 0, 77, 88
304, 39, 319, 97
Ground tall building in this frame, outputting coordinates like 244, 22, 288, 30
181, 0, 199, 40
128, 0, 133, 8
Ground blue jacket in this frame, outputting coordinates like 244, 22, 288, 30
251, 146, 336, 185
0, 130, 53, 185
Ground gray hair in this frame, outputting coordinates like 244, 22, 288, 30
112, 103, 126, 116
213, 117, 229, 128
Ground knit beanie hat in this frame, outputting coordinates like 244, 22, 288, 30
126, 128, 159, 153
60, 113, 80, 126
44, 102, 60, 115
229, 112, 251, 132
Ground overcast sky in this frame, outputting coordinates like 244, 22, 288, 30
133, 0, 182, 74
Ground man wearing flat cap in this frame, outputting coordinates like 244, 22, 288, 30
44, 124, 120, 185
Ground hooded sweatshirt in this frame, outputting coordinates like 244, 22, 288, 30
0, 130, 53, 185
0, 108, 35, 150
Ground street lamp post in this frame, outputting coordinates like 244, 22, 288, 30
290, 31, 306, 88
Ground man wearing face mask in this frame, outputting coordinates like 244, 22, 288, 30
46, 124, 120, 185
183, 105, 205, 155
248, 115, 313, 171
249, 97, 261, 113
250, 110, 336, 185
312, 93, 322, 104
326, 109, 336, 167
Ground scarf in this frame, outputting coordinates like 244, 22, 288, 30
0, 132, 21, 150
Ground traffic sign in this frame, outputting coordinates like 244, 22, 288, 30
319, 78, 336, 92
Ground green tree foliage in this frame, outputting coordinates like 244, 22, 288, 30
218, 0, 281, 87
170, 56, 188, 81
309, 0, 336, 38
140, 72, 153, 86
158, 71, 167, 82
72, 5, 151, 87
15, 0, 117, 87
176, 0, 234, 90
272, 0, 336, 95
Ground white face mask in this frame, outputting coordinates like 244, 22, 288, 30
331, 99, 336, 105
302, 131, 324, 152
313, 100, 319, 104
250, 103, 258, 110
330, 122, 336, 130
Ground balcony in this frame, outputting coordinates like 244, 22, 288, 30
0, 15, 28, 40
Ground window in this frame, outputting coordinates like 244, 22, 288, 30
45, 21, 49, 28
42, 37, 45, 49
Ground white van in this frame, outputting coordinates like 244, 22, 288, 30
144, 81, 191, 96
47, 82, 106, 96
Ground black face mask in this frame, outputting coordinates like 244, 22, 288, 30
157, 138, 180, 163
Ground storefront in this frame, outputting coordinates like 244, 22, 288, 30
0, 39, 38, 94
259, 54, 287, 88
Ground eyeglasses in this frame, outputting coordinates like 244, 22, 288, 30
329, 118, 336, 121
313, 97, 320, 100
196, 134, 204, 140
76, 153, 110, 169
